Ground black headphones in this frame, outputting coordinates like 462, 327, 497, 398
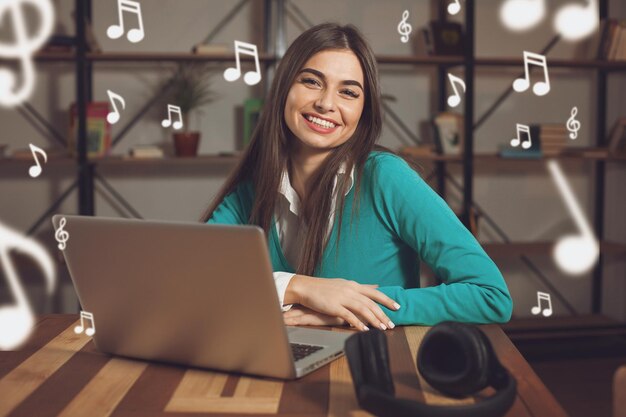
345, 321, 517, 417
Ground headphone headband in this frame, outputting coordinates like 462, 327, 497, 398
345, 322, 517, 417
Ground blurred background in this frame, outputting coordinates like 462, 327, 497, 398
0, 1, 625, 416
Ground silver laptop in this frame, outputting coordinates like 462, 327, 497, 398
52, 214, 351, 379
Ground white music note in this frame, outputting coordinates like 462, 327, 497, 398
106, 89, 125, 125
223, 41, 262, 86
0, 0, 55, 108
54, 217, 69, 250
397, 10, 412, 43
547, 160, 599, 275
500, 0, 546, 32
447, 73, 466, 108
0, 220, 56, 350
510, 123, 532, 149
161, 104, 183, 130
74, 311, 96, 337
107, 0, 145, 43
566, 106, 581, 140
531, 291, 553, 317
554, 0, 598, 41
28, 143, 47, 178
513, 51, 550, 96
448, 0, 461, 15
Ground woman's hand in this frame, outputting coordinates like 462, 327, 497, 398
283, 306, 346, 326
285, 275, 401, 331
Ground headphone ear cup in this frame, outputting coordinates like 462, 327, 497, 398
417, 322, 491, 397
345, 329, 395, 397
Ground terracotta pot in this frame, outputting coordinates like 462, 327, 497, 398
173, 132, 200, 157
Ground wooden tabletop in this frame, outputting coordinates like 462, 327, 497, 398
0, 315, 568, 417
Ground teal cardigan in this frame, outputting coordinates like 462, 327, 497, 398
207, 151, 513, 325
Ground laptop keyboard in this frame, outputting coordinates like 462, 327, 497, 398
290, 343, 324, 361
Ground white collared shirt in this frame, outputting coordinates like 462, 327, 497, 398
273, 162, 355, 311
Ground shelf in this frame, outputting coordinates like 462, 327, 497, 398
503, 314, 626, 341
0, 154, 241, 167
35, 52, 626, 71
475, 57, 626, 71
399, 147, 626, 164
482, 241, 626, 258
35, 51, 277, 63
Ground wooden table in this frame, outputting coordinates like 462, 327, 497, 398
0, 315, 568, 417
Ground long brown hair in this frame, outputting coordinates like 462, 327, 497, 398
201, 23, 409, 275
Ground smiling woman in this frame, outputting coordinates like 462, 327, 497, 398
200, 23, 513, 330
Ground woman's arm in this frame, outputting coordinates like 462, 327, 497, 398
371, 155, 513, 326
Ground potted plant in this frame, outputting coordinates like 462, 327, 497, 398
162, 63, 217, 157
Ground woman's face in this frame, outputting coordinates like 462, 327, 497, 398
284, 49, 365, 154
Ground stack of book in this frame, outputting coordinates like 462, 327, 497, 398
129, 145, 164, 159
539, 124, 568, 156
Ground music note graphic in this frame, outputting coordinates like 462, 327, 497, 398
74, 311, 96, 337
397, 10, 412, 43
0, 0, 55, 108
106, 89, 126, 125
566, 106, 581, 140
447, 73, 466, 108
554, 0, 598, 41
161, 104, 183, 130
448, 0, 461, 15
513, 51, 551, 96
547, 160, 599, 275
107, 0, 145, 43
28, 143, 47, 178
510, 123, 532, 149
531, 291, 553, 317
54, 217, 69, 250
0, 220, 56, 350
500, 0, 546, 32
223, 41, 262, 86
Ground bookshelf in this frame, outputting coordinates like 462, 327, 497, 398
11, 0, 624, 335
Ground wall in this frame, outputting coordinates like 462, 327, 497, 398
0, 0, 624, 319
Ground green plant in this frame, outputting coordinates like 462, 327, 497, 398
165, 63, 217, 132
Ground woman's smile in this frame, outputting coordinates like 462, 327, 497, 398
284, 49, 365, 151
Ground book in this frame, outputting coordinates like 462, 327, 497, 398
68, 102, 111, 157
129, 145, 164, 159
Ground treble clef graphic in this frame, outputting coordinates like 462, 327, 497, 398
55, 217, 69, 250
0, 220, 56, 350
566, 106, 581, 140
397, 10, 412, 43
0, 0, 55, 108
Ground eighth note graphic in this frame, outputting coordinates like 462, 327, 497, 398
224, 41, 262, 86
397, 10, 412, 43
161, 104, 183, 130
28, 144, 47, 178
531, 291, 553, 317
510, 123, 532, 149
566, 106, 581, 140
55, 217, 69, 250
513, 51, 550, 96
107, 0, 145, 43
0, 220, 56, 350
447, 73, 466, 108
74, 311, 96, 336
106, 89, 125, 124
448, 0, 461, 15
547, 160, 599, 275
